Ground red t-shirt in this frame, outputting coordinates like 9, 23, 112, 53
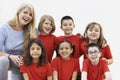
20, 63, 52, 80
37, 34, 56, 62
55, 35, 83, 58
80, 41, 112, 59
82, 59, 110, 80
52, 57, 80, 80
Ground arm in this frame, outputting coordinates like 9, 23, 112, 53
104, 71, 112, 80
0, 51, 9, 57
23, 73, 29, 80
71, 71, 77, 80
81, 71, 87, 80
101, 58, 113, 65
102, 44, 113, 65
107, 58, 113, 65
47, 76, 52, 80
0, 51, 23, 67
53, 71, 58, 80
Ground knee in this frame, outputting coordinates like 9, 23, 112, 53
0, 56, 9, 66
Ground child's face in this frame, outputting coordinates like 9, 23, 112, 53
30, 43, 42, 62
58, 42, 73, 60
42, 19, 53, 34
86, 25, 100, 42
18, 7, 33, 26
87, 47, 101, 64
61, 19, 75, 36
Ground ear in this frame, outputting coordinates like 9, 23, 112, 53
73, 24, 75, 28
70, 48, 73, 54
85, 33, 87, 38
60, 26, 63, 30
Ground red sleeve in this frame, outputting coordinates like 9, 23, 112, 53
47, 63, 52, 77
104, 45, 112, 59
82, 59, 89, 72
74, 59, 80, 72
20, 64, 27, 73
51, 58, 58, 71
102, 60, 110, 73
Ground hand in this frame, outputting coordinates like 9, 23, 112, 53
101, 58, 109, 64
9, 55, 24, 67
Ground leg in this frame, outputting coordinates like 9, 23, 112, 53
10, 62, 24, 80
0, 56, 10, 80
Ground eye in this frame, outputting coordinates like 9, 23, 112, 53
31, 47, 35, 50
95, 29, 99, 32
29, 13, 32, 17
37, 47, 41, 50
63, 24, 67, 26
88, 29, 93, 32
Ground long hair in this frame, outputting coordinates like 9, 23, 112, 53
24, 39, 47, 66
83, 22, 107, 48
38, 15, 56, 34
9, 3, 36, 48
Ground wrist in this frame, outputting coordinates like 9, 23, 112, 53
107, 60, 109, 64
8, 54, 11, 59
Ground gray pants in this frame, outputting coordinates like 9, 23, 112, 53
0, 56, 23, 80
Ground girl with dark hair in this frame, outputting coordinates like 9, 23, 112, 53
52, 40, 80, 80
20, 39, 52, 80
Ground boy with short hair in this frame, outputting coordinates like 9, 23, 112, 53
55, 16, 83, 79
81, 43, 112, 80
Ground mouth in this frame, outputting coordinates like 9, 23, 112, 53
23, 18, 30, 22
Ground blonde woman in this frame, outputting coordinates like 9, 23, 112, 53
0, 3, 36, 80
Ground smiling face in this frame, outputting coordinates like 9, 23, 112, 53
61, 19, 75, 36
58, 42, 73, 60
86, 25, 100, 43
30, 43, 42, 62
87, 46, 101, 65
42, 19, 53, 34
18, 7, 33, 26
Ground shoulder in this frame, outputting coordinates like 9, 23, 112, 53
45, 62, 52, 67
71, 57, 78, 61
49, 34, 56, 38
0, 23, 10, 30
70, 58, 79, 64
100, 59, 108, 64
83, 59, 90, 64
102, 43, 110, 49
52, 57, 61, 61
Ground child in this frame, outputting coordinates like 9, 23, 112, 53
52, 40, 80, 80
80, 22, 113, 65
37, 15, 56, 63
20, 39, 52, 80
81, 43, 112, 80
55, 16, 83, 79
56, 15, 83, 59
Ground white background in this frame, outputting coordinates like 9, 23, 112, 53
0, 0, 120, 80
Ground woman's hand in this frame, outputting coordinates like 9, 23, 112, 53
9, 55, 24, 67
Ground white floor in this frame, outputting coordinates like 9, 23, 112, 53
8, 71, 11, 80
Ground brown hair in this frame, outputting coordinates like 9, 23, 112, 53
84, 22, 107, 48
38, 15, 55, 34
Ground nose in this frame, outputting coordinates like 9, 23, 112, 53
91, 30, 95, 33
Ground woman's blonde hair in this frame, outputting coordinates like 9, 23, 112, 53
38, 15, 55, 33
9, 3, 36, 48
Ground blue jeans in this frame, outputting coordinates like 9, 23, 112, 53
0, 56, 23, 80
